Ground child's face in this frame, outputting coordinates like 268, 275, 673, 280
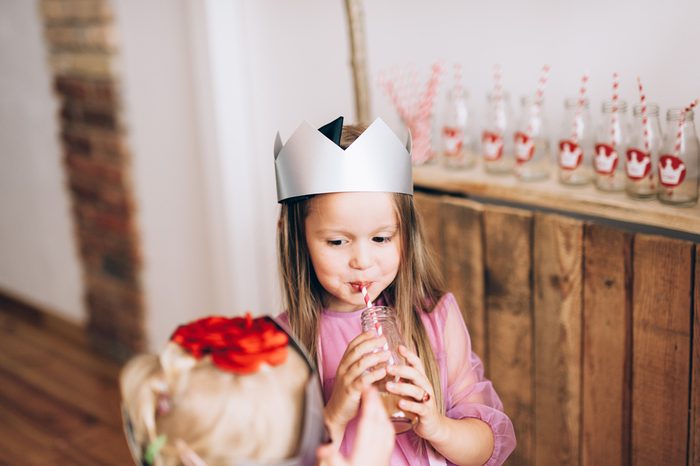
304, 192, 401, 312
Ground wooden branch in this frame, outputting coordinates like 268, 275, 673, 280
343, 0, 371, 123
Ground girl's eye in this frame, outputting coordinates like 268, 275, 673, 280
327, 239, 346, 246
372, 236, 392, 244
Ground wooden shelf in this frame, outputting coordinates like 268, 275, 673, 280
413, 163, 700, 236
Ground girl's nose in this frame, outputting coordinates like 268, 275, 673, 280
349, 243, 371, 270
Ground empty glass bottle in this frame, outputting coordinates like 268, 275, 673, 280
514, 95, 550, 181
557, 97, 593, 185
482, 92, 514, 174
658, 108, 699, 206
594, 100, 629, 191
441, 88, 476, 169
625, 103, 662, 199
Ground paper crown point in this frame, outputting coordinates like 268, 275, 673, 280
274, 117, 413, 202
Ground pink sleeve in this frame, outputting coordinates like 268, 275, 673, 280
440, 294, 516, 466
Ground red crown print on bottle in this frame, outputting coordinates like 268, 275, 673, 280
625, 148, 652, 180
558, 140, 583, 170
515, 132, 535, 164
594, 143, 619, 174
658, 155, 686, 187
442, 127, 464, 156
482, 131, 504, 161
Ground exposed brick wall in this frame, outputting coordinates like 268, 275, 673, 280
40, 0, 145, 355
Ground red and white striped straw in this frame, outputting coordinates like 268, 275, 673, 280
571, 72, 589, 142
493, 64, 503, 102
379, 72, 409, 122
534, 64, 550, 106
361, 286, 373, 308
527, 64, 550, 136
610, 72, 620, 146
636, 77, 650, 152
453, 62, 463, 94
674, 98, 699, 156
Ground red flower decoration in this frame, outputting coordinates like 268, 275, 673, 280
170, 314, 288, 374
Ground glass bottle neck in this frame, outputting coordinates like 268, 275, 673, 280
602, 100, 628, 113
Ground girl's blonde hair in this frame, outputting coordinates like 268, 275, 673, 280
277, 124, 446, 413
120, 343, 309, 466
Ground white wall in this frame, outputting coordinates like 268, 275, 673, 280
3, 0, 698, 347
0, 0, 85, 323
113, 0, 215, 348
364, 0, 700, 135
196, 0, 355, 318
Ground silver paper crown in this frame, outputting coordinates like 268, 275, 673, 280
273, 117, 413, 202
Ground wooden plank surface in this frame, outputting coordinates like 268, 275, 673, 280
0, 303, 132, 465
414, 163, 700, 235
414, 191, 445, 269
483, 205, 533, 466
582, 224, 632, 466
441, 197, 487, 361
691, 245, 699, 466
533, 213, 583, 466
631, 235, 693, 466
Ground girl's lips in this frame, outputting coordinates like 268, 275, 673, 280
350, 282, 371, 292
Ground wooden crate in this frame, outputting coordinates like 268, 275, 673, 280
415, 189, 698, 466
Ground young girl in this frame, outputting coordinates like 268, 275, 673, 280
120, 313, 394, 466
120, 315, 314, 465
275, 117, 516, 466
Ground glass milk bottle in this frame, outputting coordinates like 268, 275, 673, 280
482, 92, 514, 174
557, 98, 593, 185
514, 95, 550, 181
360, 306, 417, 433
441, 88, 476, 169
658, 108, 699, 206
594, 100, 629, 191
626, 104, 662, 199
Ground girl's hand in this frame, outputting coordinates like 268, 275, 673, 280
317, 387, 395, 466
324, 331, 391, 437
385, 345, 447, 442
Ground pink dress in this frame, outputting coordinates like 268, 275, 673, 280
280, 293, 516, 466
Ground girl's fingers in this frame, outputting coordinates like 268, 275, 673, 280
350, 366, 387, 393
338, 333, 388, 374
343, 351, 391, 385
398, 345, 426, 372
385, 379, 429, 402
398, 397, 430, 417
386, 363, 429, 388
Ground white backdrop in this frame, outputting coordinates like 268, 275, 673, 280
0, 0, 84, 322
2, 0, 699, 348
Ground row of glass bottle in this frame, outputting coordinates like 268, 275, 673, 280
441, 90, 700, 206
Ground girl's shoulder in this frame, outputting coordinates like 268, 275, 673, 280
423, 292, 460, 319
419, 292, 461, 335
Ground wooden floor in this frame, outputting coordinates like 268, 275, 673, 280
0, 297, 133, 465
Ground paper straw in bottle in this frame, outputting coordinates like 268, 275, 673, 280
362, 286, 392, 360
453, 62, 463, 94
493, 64, 505, 130
610, 72, 619, 147
636, 77, 650, 152
674, 99, 699, 157
571, 73, 589, 143
527, 64, 550, 136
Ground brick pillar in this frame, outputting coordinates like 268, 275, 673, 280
40, 0, 146, 355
